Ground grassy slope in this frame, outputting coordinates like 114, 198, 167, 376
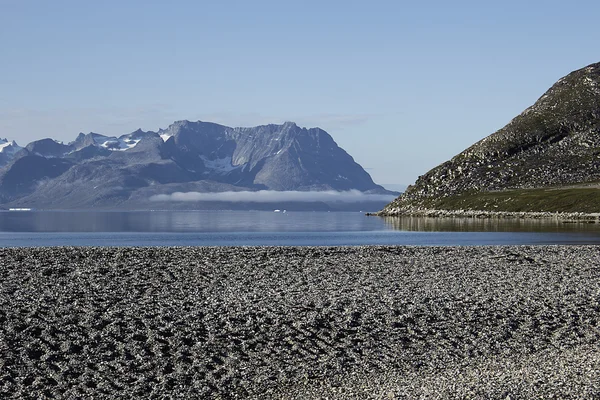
417, 186, 600, 213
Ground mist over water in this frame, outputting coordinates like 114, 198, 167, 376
149, 190, 397, 203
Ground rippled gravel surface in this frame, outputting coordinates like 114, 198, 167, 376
1, 246, 600, 399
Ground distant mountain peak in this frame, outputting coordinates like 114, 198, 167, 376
0, 119, 395, 210
0, 139, 22, 154
0, 138, 17, 144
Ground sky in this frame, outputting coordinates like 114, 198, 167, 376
1, 0, 599, 190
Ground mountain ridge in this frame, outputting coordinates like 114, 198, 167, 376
0, 120, 396, 210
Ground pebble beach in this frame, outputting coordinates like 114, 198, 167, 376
1, 246, 600, 398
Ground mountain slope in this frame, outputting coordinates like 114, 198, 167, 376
381, 62, 600, 215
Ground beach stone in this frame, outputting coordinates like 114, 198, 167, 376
0, 246, 599, 398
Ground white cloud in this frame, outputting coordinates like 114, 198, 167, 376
150, 190, 396, 203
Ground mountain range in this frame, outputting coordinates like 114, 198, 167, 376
380, 61, 600, 215
0, 121, 396, 211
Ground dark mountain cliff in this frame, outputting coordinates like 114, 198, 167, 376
158, 121, 380, 191
381, 62, 600, 214
0, 121, 394, 210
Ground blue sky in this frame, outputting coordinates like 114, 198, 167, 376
1, 0, 599, 189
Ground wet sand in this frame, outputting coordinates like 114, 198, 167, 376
1, 246, 599, 398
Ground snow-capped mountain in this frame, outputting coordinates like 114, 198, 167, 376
0, 138, 21, 154
0, 121, 396, 210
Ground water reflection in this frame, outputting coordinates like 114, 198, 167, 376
2, 211, 600, 235
381, 216, 600, 233
2, 211, 600, 246
0, 211, 383, 233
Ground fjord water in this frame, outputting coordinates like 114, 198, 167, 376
1, 210, 600, 247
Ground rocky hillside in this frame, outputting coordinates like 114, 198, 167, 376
381, 62, 600, 215
0, 121, 395, 210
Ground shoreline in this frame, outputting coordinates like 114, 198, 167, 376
1, 246, 599, 398
370, 208, 600, 222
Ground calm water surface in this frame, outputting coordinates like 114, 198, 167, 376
1, 210, 600, 246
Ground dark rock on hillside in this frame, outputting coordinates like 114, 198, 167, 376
26, 139, 72, 158
381, 62, 600, 214
65, 145, 112, 162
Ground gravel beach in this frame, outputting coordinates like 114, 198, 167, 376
1, 246, 600, 398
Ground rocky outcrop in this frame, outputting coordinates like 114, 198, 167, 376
381, 62, 600, 215
0, 139, 23, 168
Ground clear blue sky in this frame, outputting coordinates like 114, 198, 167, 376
1, 0, 599, 189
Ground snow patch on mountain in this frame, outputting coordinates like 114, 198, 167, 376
160, 133, 173, 142
201, 156, 238, 174
0, 139, 22, 155
91, 134, 141, 151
